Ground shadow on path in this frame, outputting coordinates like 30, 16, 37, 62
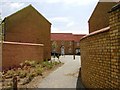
76, 68, 86, 90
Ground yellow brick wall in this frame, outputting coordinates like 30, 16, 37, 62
109, 5, 120, 88
80, 3, 120, 88
80, 28, 111, 88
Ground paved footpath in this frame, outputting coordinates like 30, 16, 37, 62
37, 55, 81, 88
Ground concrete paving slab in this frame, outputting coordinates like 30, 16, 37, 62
37, 55, 83, 88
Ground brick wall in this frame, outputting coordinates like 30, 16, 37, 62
2, 41, 44, 70
0, 43, 2, 71
51, 40, 74, 55
109, 4, 120, 88
3, 5, 51, 60
88, 2, 117, 33
80, 3, 120, 88
80, 27, 111, 88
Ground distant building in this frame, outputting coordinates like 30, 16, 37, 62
2, 5, 51, 69
88, 1, 117, 33
51, 33, 85, 55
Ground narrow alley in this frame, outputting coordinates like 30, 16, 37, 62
36, 55, 83, 88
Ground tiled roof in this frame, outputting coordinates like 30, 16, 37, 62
51, 33, 86, 42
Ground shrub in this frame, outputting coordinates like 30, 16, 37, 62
18, 70, 27, 78
7, 82, 13, 87
35, 67, 43, 76
28, 73, 35, 81
52, 61, 59, 65
5, 70, 15, 79
24, 60, 31, 66
42, 61, 54, 69
24, 60, 38, 67
41, 61, 48, 67
29, 61, 37, 67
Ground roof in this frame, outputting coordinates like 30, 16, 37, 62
2, 4, 51, 24
51, 33, 74, 41
51, 33, 86, 42
73, 34, 86, 42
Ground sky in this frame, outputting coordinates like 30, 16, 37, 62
0, 0, 110, 34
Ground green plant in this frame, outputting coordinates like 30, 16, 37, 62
52, 61, 59, 65
35, 67, 43, 76
36, 61, 41, 64
5, 70, 15, 78
28, 73, 35, 81
18, 70, 27, 78
42, 61, 50, 67
48, 64, 53, 69
24, 60, 30, 66
24, 60, 37, 67
7, 82, 13, 87
42, 61, 54, 69
29, 61, 37, 67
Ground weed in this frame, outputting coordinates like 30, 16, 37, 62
18, 70, 27, 78
35, 67, 43, 76
5, 70, 15, 79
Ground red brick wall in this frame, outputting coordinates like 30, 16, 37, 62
4, 5, 51, 60
51, 40, 74, 55
51, 40, 81, 55
2, 41, 44, 70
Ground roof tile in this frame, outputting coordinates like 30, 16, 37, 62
51, 33, 86, 42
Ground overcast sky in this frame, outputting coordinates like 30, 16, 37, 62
0, 0, 102, 34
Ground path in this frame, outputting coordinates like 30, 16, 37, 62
37, 55, 82, 88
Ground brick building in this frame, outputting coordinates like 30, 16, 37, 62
51, 33, 85, 55
2, 5, 51, 69
80, 1, 120, 88
88, 1, 117, 33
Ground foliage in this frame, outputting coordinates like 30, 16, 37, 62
24, 60, 37, 67
27, 73, 35, 81
35, 67, 43, 76
5, 70, 15, 78
18, 70, 27, 78
42, 61, 53, 69
2, 59, 62, 87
